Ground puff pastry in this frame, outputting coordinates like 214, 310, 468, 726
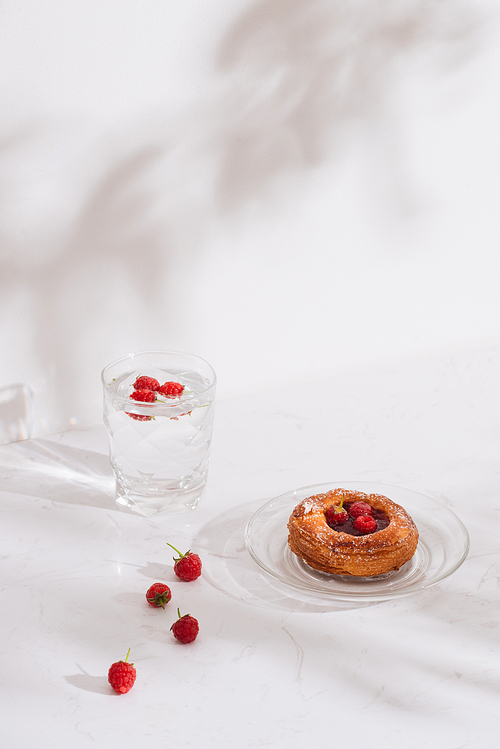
287, 487, 419, 577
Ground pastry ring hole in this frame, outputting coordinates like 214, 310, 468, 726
325, 501, 391, 536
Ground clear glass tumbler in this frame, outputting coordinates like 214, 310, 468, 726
101, 351, 216, 516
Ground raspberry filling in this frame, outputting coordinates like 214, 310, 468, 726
325, 502, 389, 536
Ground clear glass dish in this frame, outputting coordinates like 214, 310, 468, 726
245, 481, 469, 602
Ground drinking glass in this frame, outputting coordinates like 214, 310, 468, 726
101, 351, 216, 516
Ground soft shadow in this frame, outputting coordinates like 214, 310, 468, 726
0, 135, 178, 433
0, 437, 116, 509
198, 499, 374, 613
0, 0, 480, 435
65, 668, 114, 695
35, 147, 170, 430
133, 561, 177, 583
214, 0, 479, 212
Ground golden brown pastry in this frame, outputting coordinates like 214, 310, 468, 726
287, 487, 419, 577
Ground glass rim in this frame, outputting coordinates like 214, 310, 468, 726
101, 349, 216, 407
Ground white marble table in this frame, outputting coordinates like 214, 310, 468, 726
1, 343, 499, 748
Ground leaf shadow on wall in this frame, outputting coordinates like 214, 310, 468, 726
213, 0, 478, 211
0, 142, 173, 430
212, 0, 479, 213
0, 0, 480, 433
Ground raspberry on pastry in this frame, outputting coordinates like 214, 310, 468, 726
325, 493, 349, 527
348, 501, 373, 518
353, 515, 377, 534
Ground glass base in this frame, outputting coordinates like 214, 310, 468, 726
115, 479, 204, 517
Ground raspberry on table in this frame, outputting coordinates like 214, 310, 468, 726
349, 501, 373, 518
353, 515, 377, 534
133, 375, 160, 391
158, 381, 184, 398
108, 648, 136, 694
171, 609, 199, 643
166, 543, 202, 581
145, 582, 172, 609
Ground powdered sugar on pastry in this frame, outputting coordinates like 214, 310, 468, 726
287, 488, 419, 577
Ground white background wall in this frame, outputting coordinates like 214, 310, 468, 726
1, 0, 499, 437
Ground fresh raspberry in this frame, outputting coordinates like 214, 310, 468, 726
126, 388, 156, 421
145, 582, 172, 609
129, 389, 156, 403
325, 493, 348, 527
325, 505, 349, 526
133, 375, 160, 391
167, 543, 202, 581
349, 501, 373, 518
158, 381, 184, 398
171, 609, 199, 643
353, 515, 377, 534
108, 648, 136, 694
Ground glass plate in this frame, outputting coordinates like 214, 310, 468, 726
245, 481, 469, 602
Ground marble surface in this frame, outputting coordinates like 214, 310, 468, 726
1, 342, 499, 748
